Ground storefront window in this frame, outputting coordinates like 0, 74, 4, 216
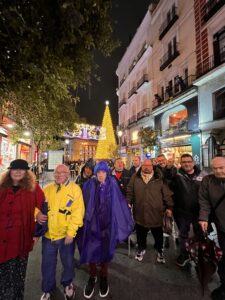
169, 109, 188, 131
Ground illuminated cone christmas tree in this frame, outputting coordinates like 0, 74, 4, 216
95, 101, 117, 159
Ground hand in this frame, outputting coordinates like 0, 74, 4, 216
64, 235, 74, 245
165, 209, 173, 218
199, 221, 208, 232
36, 211, 48, 224
33, 237, 39, 245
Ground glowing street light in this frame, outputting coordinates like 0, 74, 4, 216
117, 130, 123, 156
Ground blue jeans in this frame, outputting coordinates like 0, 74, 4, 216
41, 237, 75, 293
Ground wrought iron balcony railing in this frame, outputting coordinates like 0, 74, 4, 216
128, 115, 137, 125
159, 6, 179, 40
128, 86, 137, 98
137, 74, 149, 89
196, 50, 225, 78
118, 98, 127, 108
160, 44, 180, 71
137, 108, 150, 120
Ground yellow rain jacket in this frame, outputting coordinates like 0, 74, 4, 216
43, 180, 85, 240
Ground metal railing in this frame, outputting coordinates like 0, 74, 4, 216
159, 6, 178, 40
160, 44, 180, 71
196, 51, 225, 78
119, 98, 127, 108
128, 86, 137, 98
137, 108, 150, 120
128, 115, 137, 125
137, 74, 149, 89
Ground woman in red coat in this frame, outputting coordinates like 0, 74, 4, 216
0, 159, 45, 299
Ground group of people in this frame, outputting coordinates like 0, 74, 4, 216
0, 159, 133, 300
0, 154, 225, 300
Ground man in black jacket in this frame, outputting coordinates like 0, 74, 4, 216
111, 158, 131, 196
172, 153, 207, 267
199, 156, 225, 300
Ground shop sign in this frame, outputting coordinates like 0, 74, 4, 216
160, 135, 191, 147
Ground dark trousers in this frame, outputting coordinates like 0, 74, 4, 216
136, 223, 163, 253
0, 256, 28, 300
217, 230, 225, 286
175, 214, 200, 254
89, 263, 108, 278
41, 237, 75, 293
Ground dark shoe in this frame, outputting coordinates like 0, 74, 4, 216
99, 277, 109, 298
211, 285, 225, 300
176, 253, 190, 267
84, 277, 97, 299
64, 283, 75, 300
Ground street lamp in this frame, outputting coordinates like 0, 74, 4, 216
64, 139, 70, 163
117, 130, 123, 156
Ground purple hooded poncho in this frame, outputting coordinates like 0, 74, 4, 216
77, 174, 134, 264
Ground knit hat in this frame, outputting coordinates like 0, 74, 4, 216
94, 160, 110, 175
8, 159, 30, 170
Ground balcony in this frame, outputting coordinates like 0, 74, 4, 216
137, 74, 149, 89
119, 76, 126, 87
160, 45, 180, 71
149, 0, 160, 14
118, 123, 126, 130
159, 7, 179, 40
152, 75, 196, 110
204, 0, 225, 22
196, 50, 225, 78
137, 43, 148, 62
128, 86, 137, 98
128, 115, 137, 126
137, 108, 150, 120
163, 120, 189, 137
119, 98, 127, 108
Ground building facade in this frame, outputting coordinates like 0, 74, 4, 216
116, 0, 225, 166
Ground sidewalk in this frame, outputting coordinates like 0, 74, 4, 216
24, 233, 217, 300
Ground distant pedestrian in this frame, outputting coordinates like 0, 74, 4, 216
77, 161, 133, 299
199, 156, 225, 300
0, 159, 45, 299
76, 159, 94, 189
127, 159, 173, 263
40, 164, 85, 300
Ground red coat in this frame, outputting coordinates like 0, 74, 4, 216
0, 184, 44, 263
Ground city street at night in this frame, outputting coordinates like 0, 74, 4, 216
25, 234, 218, 300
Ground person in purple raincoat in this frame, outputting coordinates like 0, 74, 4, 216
77, 160, 134, 299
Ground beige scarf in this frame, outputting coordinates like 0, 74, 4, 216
141, 170, 154, 184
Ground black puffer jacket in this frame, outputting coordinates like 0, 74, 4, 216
199, 175, 225, 232
172, 166, 207, 217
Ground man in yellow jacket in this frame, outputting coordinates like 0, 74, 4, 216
40, 164, 85, 300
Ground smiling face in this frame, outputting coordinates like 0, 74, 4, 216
54, 164, 70, 184
180, 155, 195, 174
10, 169, 26, 184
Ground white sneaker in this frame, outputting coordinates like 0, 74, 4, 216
135, 250, 146, 262
64, 283, 75, 300
40, 293, 51, 300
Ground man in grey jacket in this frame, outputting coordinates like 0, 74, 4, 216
199, 156, 225, 300
126, 159, 173, 263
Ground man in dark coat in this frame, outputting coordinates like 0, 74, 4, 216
126, 159, 173, 263
199, 156, 225, 300
129, 155, 141, 176
172, 153, 207, 267
111, 158, 131, 196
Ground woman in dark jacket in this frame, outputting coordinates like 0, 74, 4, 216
0, 159, 45, 299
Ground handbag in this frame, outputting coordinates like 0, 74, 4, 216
162, 214, 173, 235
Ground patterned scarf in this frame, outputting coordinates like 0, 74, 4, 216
141, 170, 154, 184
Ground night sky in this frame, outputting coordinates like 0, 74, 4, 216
76, 0, 150, 128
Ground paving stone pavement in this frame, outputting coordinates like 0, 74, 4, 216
24, 233, 218, 300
